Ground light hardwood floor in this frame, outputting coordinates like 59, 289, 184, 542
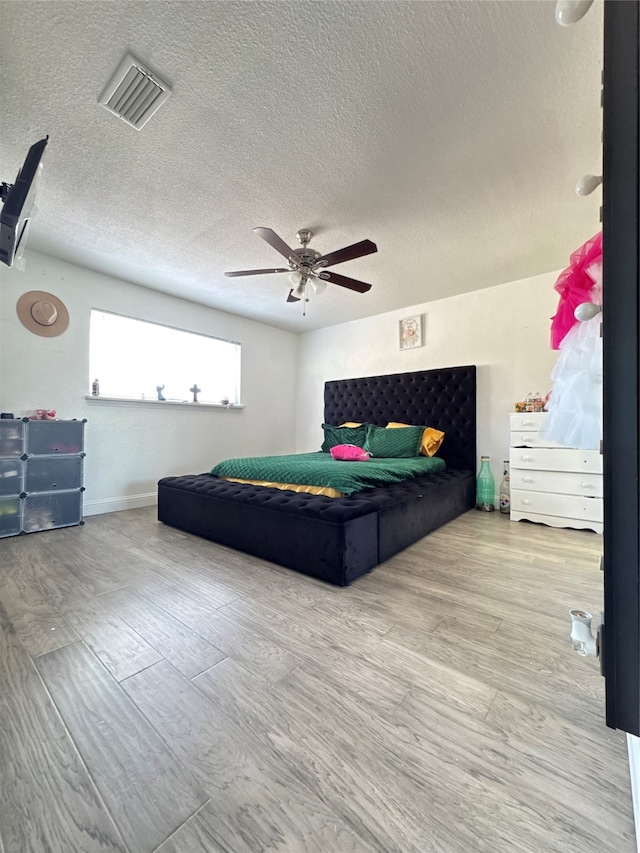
0, 507, 634, 852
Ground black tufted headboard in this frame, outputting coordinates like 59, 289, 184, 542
324, 365, 476, 472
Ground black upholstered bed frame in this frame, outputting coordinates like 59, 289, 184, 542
158, 365, 476, 585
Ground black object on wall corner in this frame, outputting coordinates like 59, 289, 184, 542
601, 0, 640, 737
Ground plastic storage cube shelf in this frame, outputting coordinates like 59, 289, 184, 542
25, 455, 83, 493
26, 419, 84, 455
23, 491, 83, 532
0, 419, 24, 457
0, 458, 23, 496
0, 496, 22, 537
0, 418, 86, 538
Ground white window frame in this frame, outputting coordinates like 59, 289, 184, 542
88, 309, 242, 408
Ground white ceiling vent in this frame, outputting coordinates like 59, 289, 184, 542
99, 53, 171, 130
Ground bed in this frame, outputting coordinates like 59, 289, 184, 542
157, 365, 476, 585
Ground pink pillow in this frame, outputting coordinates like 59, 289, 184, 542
330, 444, 370, 462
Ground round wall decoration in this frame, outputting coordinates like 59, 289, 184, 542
16, 290, 69, 337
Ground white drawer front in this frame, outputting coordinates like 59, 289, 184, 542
510, 430, 563, 449
509, 447, 602, 474
510, 489, 603, 522
509, 468, 603, 498
510, 413, 547, 431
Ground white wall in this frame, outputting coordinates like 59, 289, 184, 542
295, 271, 561, 486
1, 253, 563, 514
0, 252, 298, 514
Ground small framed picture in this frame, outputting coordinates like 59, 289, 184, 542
399, 314, 424, 350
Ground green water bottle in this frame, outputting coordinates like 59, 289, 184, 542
476, 456, 495, 512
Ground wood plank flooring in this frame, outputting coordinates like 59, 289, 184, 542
0, 507, 634, 852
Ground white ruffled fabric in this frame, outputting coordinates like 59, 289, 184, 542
539, 313, 602, 450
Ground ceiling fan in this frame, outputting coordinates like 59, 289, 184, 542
224, 227, 377, 304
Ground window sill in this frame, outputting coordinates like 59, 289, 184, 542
84, 396, 244, 411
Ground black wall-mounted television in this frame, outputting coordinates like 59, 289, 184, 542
0, 135, 48, 268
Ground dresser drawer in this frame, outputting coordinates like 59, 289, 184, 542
510, 430, 563, 448
509, 447, 602, 474
510, 413, 547, 431
510, 489, 603, 522
509, 468, 602, 498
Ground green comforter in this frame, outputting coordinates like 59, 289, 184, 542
210, 452, 446, 496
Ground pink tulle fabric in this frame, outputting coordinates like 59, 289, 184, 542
550, 231, 602, 350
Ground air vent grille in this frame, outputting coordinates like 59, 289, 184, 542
99, 54, 171, 130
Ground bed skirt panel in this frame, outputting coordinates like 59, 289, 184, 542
371, 470, 475, 563
158, 476, 379, 586
158, 471, 473, 586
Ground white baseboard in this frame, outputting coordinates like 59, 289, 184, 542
83, 492, 157, 516
628, 734, 640, 853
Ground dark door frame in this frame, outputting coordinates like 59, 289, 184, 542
602, 0, 640, 736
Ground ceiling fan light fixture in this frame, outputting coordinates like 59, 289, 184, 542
292, 280, 307, 299
226, 227, 377, 306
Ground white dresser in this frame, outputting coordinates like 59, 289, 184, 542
509, 412, 603, 534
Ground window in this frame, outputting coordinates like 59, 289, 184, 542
89, 310, 241, 404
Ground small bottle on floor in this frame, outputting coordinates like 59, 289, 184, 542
499, 460, 510, 514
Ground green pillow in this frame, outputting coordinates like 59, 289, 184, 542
364, 424, 423, 458
320, 423, 368, 452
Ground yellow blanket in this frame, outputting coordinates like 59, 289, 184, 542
220, 477, 343, 498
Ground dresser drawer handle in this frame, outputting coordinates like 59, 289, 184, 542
520, 420, 535, 427
523, 476, 534, 483
581, 482, 594, 489
521, 455, 532, 462
522, 499, 531, 505
522, 435, 535, 443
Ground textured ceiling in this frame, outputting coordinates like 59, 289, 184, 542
0, 1, 603, 333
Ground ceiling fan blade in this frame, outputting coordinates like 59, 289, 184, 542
253, 227, 300, 264
318, 270, 372, 293
224, 268, 289, 277
314, 239, 377, 269
286, 289, 301, 303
